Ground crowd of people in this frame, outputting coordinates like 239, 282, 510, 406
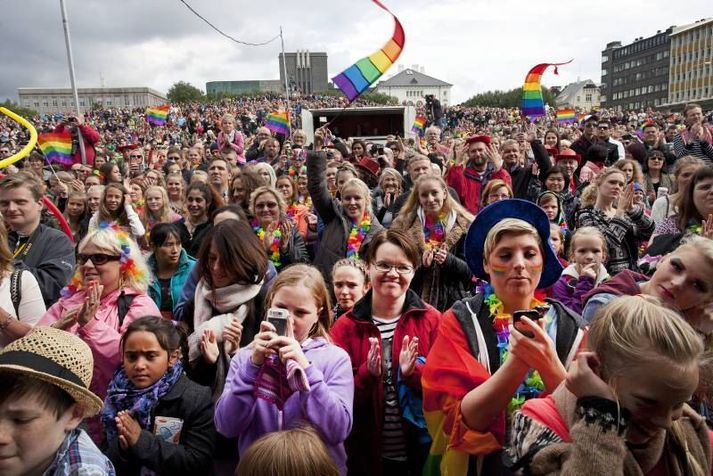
0, 95, 713, 476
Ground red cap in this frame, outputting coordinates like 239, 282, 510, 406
554, 148, 581, 164
465, 135, 491, 146
355, 157, 380, 177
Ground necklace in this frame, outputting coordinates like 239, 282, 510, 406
252, 219, 282, 268
688, 220, 703, 235
483, 283, 550, 414
423, 211, 447, 250
346, 212, 371, 260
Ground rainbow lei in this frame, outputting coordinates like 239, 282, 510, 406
346, 212, 371, 260
688, 220, 703, 235
252, 219, 282, 268
483, 284, 550, 414
423, 212, 447, 250
286, 202, 300, 219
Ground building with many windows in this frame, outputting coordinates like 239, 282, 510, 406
206, 80, 283, 96
279, 50, 328, 95
667, 18, 713, 108
17, 87, 166, 115
375, 67, 452, 106
600, 28, 673, 110
555, 79, 601, 110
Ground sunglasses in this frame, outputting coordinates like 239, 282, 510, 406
78, 253, 121, 265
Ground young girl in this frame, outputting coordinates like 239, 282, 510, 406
63, 190, 90, 244
214, 264, 354, 475
552, 226, 610, 314
166, 172, 186, 216
102, 316, 215, 475
508, 295, 709, 475
89, 183, 146, 240
549, 223, 567, 266
331, 258, 369, 320
217, 113, 245, 165
141, 185, 183, 246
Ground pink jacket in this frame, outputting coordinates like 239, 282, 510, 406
217, 130, 246, 164
38, 288, 160, 399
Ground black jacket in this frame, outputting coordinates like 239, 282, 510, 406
105, 375, 216, 476
9, 223, 75, 306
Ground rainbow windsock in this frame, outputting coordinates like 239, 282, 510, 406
411, 114, 427, 136
146, 105, 169, 126
332, 0, 405, 103
265, 111, 290, 136
556, 108, 576, 123
521, 60, 572, 118
38, 131, 73, 166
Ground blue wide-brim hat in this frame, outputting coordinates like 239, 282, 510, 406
465, 199, 563, 288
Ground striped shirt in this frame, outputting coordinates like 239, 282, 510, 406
373, 315, 407, 461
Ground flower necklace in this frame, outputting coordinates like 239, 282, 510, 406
688, 220, 703, 235
286, 202, 300, 219
483, 283, 550, 414
346, 211, 371, 260
252, 219, 282, 268
423, 211, 447, 251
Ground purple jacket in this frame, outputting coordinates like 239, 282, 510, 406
214, 337, 354, 474
551, 263, 609, 315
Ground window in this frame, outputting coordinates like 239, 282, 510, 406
602, 55, 609, 62
585, 94, 592, 101
34, 102, 39, 107
601, 95, 607, 102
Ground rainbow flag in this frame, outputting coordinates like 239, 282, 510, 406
411, 114, 427, 136
265, 111, 290, 136
146, 105, 169, 126
556, 108, 576, 123
521, 60, 572, 118
332, 0, 405, 102
38, 131, 73, 166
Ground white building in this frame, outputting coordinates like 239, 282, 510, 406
18, 87, 167, 115
555, 80, 601, 110
667, 17, 713, 107
375, 67, 452, 106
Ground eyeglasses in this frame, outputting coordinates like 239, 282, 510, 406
373, 261, 414, 275
129, 154, 143, 159
255, 202, 278, 210
78, 253, 121, 265
649, 156, 664, 161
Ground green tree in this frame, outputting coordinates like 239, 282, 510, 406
0, 100, 38, 118
361, 91, 399, 105
463, 86, 556, 108
166, 81, 205, 103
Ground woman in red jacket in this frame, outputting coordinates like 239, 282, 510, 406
331, 229, 441, 476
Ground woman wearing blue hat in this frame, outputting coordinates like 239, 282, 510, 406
421, 199, 585, 475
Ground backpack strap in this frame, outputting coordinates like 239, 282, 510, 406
10, 269, 23, 317
117, 291, 136, 327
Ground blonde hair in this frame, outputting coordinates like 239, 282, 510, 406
377, 167, 403, 194
483, 218, 541, 264
613, 159, 644, 185
265, 265, 333, 338
331, 258, 369, 286
246, 163, 276, 188
568, 226, 608, 261
235, 426, 339, 476
395, 175, 473, 227
0, 217, 13, 278
141, 185, 173, 225
248, 186, 286, 218
585, 167, 627, 208
340, 178, 373, 216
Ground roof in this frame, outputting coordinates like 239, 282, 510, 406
377, 69, 452, 87
556, 79, 598, 105
671, 18, 713, 36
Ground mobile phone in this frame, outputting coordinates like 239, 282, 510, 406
266, 308, 289, 336
512, 309, 543, 338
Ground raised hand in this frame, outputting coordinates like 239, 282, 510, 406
367, 337, 382, 377
565, 352, 616, 400
399, 335, 419, 377
200, 329, 219, 364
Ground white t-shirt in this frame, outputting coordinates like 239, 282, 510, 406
0, 270, 47, 349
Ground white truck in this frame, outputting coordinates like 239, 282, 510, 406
300, 105, 417, 145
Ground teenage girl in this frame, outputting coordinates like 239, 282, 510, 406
331, 258, 369, 319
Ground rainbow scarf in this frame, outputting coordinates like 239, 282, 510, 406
146, 105, 169, 126
556, 108, 576, 123
521, 61, 572, 118
346, 212, 371, 259
38, 131, 73, 166
252, 219, 282, 269
266, 111, 289, 137
423, 212, 447, 250
332, 0, 405, 102
411, 114, 427, 136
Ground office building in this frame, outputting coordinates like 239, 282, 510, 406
279, 50, 328, 95
667, 18, 713, 108
17, 87, 166, 115
206, 80, 283, 96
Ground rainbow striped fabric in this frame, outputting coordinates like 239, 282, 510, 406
265, 111, 290, 136
411, 114, 427, 136
332, 0, 405, 102
146, 105, 169, 126
38, 131, 73, 166
556, 108, 576, 123
521, 60, 572, 118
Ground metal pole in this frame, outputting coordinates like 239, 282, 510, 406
59, 0, 86, 165
280, 26, 293, 138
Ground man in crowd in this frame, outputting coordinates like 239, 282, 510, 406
597, 119, 624, 165
244, 126, 273, 161
0, 172, 75, 306
571, 114, 600, 158
207, 157, 231, 202
673, 103, 713, 164
53, 115, 101, 167
642, 121, 675, 166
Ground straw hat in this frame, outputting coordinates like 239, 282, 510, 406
0, 327, 103, 416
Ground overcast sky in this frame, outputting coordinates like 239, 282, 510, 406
1, 0, 710, 104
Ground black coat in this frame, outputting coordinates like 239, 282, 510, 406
105, 375, 216, 476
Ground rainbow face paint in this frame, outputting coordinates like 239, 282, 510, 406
489, 265, 507, 275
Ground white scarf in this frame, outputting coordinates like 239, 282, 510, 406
417, 206, 457, 232
188, 279, 262, 362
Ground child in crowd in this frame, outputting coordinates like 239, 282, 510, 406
214, 264, 354, 475
88, 182, 146, 240
331, 258, 369, 319
0, 327, 114, 475
552, 226, 610, 314
549, 223, 568, 266
102, 316, 215, 475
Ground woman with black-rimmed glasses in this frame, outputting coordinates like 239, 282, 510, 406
331, 229, 441, 476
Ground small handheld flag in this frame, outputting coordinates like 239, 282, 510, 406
38, 131, 73, 166
556, 108, 576, 123
265, 111, 290, 137
146, 105, 169, 126
411, 115, 427, 136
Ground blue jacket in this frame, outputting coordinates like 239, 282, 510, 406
147, 249, 196, 313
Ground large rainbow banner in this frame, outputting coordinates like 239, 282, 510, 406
521, 60, 572, 118
332, 0, 405, 103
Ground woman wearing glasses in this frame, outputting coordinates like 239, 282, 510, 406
331, 229, 441, 476
642, 150, 674, 205
37, 224, 159, 402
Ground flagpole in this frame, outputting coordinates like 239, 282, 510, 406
279, 26, 292, 138
59, 0, 86, 165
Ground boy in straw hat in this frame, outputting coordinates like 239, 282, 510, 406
0, 327, 115, 475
